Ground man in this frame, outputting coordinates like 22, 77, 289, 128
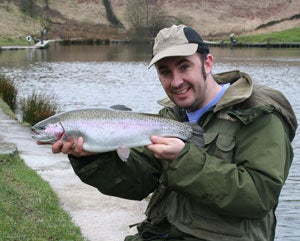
40, 27, 46, 44
49, 25, 297, 240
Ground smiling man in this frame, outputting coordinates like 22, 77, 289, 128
149, 25, 219, 112
47, 25, 297, 240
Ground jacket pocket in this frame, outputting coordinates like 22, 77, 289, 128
190, 206, 245, 237
165, 193, 246, 239
204, 132, 235, 162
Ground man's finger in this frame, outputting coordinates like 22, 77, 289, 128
52, 140, 63, 154
150, 135, 168, 144
73, 137, 84, 154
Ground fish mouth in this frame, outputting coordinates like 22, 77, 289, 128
32, 135, 56, 143
31, 127, 41, 137
31, 129, 57, 143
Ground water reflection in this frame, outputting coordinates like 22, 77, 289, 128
0, 44, 299, 240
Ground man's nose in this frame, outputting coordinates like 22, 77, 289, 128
171, 71, 184, 87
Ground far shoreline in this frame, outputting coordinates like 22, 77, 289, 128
1, 37, 299, 50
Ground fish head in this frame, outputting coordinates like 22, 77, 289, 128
32, 117, 64, 143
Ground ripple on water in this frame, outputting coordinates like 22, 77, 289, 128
0, 47, 299, 240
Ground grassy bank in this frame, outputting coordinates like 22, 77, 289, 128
0, 38, 32, 46
236, 27, 300, 43
1, 27, 300, 47
0, 152, 86, 241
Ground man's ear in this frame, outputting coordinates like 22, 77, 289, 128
205, 54, 214, 75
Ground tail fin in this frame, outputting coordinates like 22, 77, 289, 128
186, 122, 204, 149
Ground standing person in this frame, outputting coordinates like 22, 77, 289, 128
45, 25, 297, 240
40, 28, 45, 44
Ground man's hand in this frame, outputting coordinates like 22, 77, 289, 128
146, 135, 185, 161
37, 137, 93, 157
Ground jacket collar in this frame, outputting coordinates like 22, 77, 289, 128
157, 70, 254, 112
213, 70, 253, 112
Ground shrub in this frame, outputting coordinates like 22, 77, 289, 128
20, 91, 59, 126
0, 75, 17, 111
125, 0, 184, 41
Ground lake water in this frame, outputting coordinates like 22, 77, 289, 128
0, 43, 299, 240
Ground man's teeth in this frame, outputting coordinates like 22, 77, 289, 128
175, 88, 188, 94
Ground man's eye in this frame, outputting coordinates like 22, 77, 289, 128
180, 64, 189, 71
160, 69, 170, 75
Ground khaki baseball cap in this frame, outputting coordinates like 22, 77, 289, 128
148, 24, 209, 68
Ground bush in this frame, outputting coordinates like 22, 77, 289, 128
20, 92, 59, 125
125, 0, 185, 41
0, 75, 17, 111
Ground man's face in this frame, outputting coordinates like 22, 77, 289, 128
156, 53, 212, 111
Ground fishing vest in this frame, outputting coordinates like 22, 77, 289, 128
145, 107, 276, 241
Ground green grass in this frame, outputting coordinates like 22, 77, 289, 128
0, 38, 32, 46
0, 98, 17, 121
0, 153, 86, 241
231, 27, 300, 43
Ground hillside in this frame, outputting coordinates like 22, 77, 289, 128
0, 0, 299, 41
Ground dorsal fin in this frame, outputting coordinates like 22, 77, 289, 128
110, 105, 132, 111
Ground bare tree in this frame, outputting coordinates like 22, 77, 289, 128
39, 16, 52, 35
20, 0, 34, 17
125, 0, 184, 41
103, 0, 124, 28
44, 0, 50, 9
3, 0, 11, 12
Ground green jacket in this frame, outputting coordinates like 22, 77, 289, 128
69, 71, 297, 241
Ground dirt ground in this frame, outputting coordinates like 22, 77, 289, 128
0, 0, 299, 40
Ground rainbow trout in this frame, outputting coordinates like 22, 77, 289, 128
32, 107, 204, 153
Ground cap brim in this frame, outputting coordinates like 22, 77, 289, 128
148, 43, 198, 68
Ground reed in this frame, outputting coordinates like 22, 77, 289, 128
20, 91, 59, 125
0, 75, 17, 111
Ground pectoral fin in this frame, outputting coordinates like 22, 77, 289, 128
117, 147, 131, 162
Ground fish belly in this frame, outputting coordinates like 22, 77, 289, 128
78, 123, 157, 153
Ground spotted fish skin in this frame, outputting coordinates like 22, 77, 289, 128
32, 108, 204, 153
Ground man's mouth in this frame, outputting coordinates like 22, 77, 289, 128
173, 87, 189, 95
